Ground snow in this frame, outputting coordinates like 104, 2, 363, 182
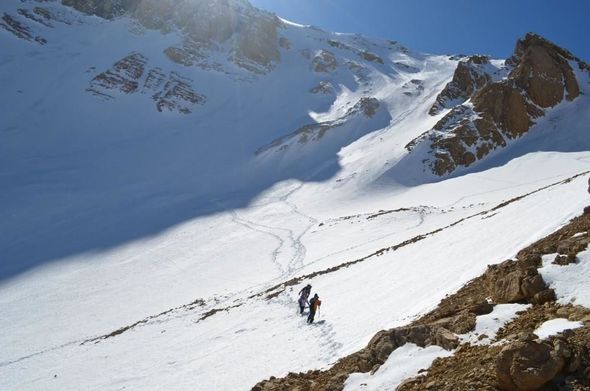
539, 249, 590, 307
343, 343, 452, 391
534, 318, 583, 340
460, 304, 530, 345
1, 0, 590, 390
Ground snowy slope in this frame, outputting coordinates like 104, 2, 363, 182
1, 0, 590, 390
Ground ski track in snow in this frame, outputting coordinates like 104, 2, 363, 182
224, 182, 318, 277
1, 171, 587, 373
229, 209, 288, 275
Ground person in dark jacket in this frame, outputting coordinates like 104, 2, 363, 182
307, 294, 321, 324
298, 284, 312, 314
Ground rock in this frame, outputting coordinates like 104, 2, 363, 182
64, 0, 281, 73
510, 33, 580, 107
311, 50, 338, 73
521, 274, 546, 298
532, 289, 556, 305
375, 342, 394, 363
1, 12, 47, 44
432, 327, 460, 350
566, 353, 581, 373
278, 37, 290, 50
359, 50, 383, 64
309, 81, 334, 95
407, 33, 588, 176
467, 300, 494, 315
517, 332, 537, 342
431, 312, 476, 334
517, 253, 542, 268
496, 340, 565, 391
429, 55, 493, 115
486, 261, 549, 304
552, 254, 577, 266
557, 240, 586, 255
493, 270, 525, 303
552, 339, 571, 359
88, 53, 205, 113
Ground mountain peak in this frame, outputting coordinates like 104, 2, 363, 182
405, 32, 589, 177
62, 0, 281, 72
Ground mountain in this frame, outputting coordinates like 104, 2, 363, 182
405, 33, 589, 177
1, 1, 590, 390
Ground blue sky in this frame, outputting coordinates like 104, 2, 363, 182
250, 0, 590, 61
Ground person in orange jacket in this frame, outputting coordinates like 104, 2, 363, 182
307, 294, 321, 324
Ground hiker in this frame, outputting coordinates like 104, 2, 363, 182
298, 284, 312, 314
307, 294, 321, 324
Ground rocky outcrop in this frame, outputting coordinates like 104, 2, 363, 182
1, 12, 47, 44
309, 81, 334, 95
61, 0, 132, 19
62, 0, 281, 73
256, 97, 381, 155
429, 55, 497, 115
496, 334, 566, 391
407, 33, 589, 176
89, 52, 147, 95
485, 259, 554, 305
88, 52, 205, 113
311, 50, 338, 73
402, 79, 425, 97
253, 324, 459, 391
327, 39, 384, 65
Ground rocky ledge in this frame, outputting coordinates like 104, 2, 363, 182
88, 52, 205, 114
408, 33, 589, 176
62, 0, 281, 74
256, 97, 381, 155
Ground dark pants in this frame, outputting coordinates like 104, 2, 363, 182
307, 310, 316, 323
299, 297, 307, 314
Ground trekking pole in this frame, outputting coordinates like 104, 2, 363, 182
318, 307, 321, 320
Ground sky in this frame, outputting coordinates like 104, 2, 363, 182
250, 0, 590, 61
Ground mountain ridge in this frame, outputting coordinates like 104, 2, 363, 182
2, 1, 590, 390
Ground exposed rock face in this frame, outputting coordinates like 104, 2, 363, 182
62, 0, 281, 73
253, 324, 459, 391
256, 97, 381, 155
88, 52, 205, 113
309, 81, 334, 95
89, 52, 147, 95
429, 55, 496, 115
311, 50, 338, 73
327, 39, 384, 65
1, 12, 47, 44
61, 0, 132, 19
496, 337, 565, 391
485, 260, 551, 304
408, 33, 589, 176
402, 79, 424, 97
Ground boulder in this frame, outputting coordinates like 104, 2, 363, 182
486, 261, 548, 304
496, 340, 565, 391
493, 270, 525, 303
